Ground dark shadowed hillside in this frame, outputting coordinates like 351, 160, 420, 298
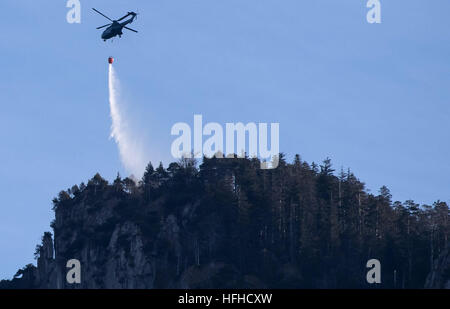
1, 154, 449, 289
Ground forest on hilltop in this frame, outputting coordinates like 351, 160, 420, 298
2, 154, 449, 288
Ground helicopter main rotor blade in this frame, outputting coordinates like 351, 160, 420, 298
92, 8, 113, 22
96, 23, 112, 30
117, 13, 131, 22
124, 27, 138, 33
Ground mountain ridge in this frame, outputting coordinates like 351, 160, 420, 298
1, 154, 449, 288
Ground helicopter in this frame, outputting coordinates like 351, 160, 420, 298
93, 8, 138, 41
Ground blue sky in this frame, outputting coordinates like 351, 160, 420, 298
0, 0, 449, 278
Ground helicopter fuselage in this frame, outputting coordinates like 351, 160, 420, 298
100, 13, 137, 41
101, 21, 123, 40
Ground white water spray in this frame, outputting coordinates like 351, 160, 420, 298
108, 64, 148, 178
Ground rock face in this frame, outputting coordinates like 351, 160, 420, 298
0, 177, 242, 289
425, 247, 450, 289
35, 232, 59, 288
45, 200, 189, 289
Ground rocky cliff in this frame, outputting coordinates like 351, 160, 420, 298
1, 169, 255, 289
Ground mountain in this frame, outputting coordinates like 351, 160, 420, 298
1, 154, 449, 289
